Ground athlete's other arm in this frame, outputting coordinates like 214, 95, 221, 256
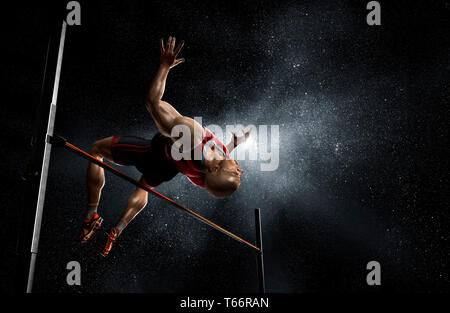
145, 37, 202, 143
226, 129, 252, 152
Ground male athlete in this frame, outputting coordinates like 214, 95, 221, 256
77, 37, 251, 256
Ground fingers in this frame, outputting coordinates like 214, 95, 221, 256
174, 40, 185, 57
165, 36, 171, 52
171, 58, 185, 68
161, 36, 185, 68
160, 38, 165, 53
170, 37, 176, 52
162, 36, 184, 54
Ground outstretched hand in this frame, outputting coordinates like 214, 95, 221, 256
160, 36, 185, 69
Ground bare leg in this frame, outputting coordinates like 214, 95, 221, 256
87, 137, 114, 207
77, 137, 115, 242
101, 176, 149, 256
113, 176, 149, 234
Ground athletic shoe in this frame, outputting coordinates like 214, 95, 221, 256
76, 213, 103, 243
100, 228, 120, 257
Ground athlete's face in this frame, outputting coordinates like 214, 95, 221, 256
205, 159, 243, 198
218, 159, 243, 185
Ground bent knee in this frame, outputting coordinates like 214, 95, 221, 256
90, 137, 113, 159
90, 141, 102, 158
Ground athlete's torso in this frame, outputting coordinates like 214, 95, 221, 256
165, 128, 230, 187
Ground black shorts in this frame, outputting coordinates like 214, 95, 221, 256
110, 133, 179, 187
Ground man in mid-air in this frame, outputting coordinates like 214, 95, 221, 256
76, 37, 251, 256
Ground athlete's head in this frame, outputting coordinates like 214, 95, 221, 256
205, 159, 243, 198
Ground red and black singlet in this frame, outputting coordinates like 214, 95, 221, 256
165, 128, 230, 187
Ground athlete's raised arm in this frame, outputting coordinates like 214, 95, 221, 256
145, 37, 193, 138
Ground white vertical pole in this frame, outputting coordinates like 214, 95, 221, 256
26, 21, 67, 293
255, 208, 265, 293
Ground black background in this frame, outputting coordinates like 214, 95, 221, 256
1, 0, 448, 293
